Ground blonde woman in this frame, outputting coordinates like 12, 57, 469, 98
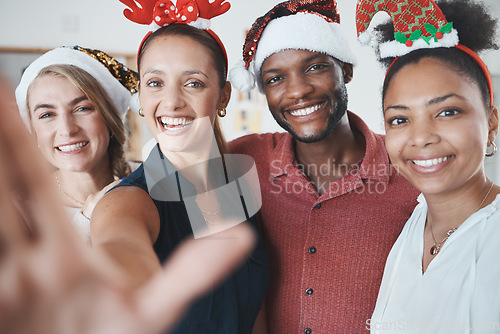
16, 46, 138, 241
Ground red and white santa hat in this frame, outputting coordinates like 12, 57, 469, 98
119, 0, 230, 68
229, 0, 357, 93
355, 0, 459, 58
15, 46, 139, 132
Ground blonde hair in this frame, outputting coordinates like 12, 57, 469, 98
27, 64, 130, 178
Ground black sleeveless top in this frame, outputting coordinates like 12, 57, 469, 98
116, 145, 269, 333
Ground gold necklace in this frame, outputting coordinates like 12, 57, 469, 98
199, 206, 222, 226
429, 182, 494, 255
54, 174, 85, 206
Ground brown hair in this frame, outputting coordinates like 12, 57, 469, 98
28, 64, 130, 178
138, 24, 228, 154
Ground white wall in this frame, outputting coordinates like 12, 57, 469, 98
1, 0, 499, 141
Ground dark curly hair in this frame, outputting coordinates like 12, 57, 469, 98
374, 0, 499, 108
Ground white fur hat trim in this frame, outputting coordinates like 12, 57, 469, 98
380, 29, 459, 58
251, 12, 357, 92
15, 47, 131, 132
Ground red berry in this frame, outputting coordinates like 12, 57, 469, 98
405, 40, 413, 47
435, 32, 444, 39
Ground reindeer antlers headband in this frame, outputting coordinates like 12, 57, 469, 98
119, 0, 230, 66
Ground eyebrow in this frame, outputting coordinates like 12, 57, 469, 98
143, 68, 209, 79
33, 95, 88, 113
305, 53, 329, 63
384, 94, 466, 112
184, 70, 209, 79
384, 104, 409, 113
143, 69, 164, 77
426, 93, 465, 106
262, 53, 329, 76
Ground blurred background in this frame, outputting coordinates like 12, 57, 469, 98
1, 0, 499, 181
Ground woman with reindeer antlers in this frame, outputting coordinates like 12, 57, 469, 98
91, 0, 269, 333
0, 70, 258, 334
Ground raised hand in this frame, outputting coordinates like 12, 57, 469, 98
0, 74, 255, 334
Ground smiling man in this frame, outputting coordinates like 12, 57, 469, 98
228, 0, 420, 333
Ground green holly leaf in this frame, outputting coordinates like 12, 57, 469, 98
440, 22, 453, 34
422, 36, 432, 45
395, 32, 408, 44
425, 23, 438, 35
409, 30, 422, 40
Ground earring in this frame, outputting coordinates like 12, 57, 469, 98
486, 141, 497, 157
138, 108, 144, 117
218, 108, 227, 117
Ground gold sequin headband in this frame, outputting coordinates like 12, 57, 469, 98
73, 46, 139, 94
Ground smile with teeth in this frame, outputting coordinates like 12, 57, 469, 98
160, 116, 194, 129
56, 141, 88, 152
412, 156, 451, 168
288, 103, 325, 117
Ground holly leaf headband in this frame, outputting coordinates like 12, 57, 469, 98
354, 0, 493, 107
355, 0, 459, 58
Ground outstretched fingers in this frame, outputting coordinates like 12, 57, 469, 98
135, 222, 256, 333
0, 76, 90, 332
0, 75, 81, 247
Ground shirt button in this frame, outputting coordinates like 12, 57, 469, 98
308, 246, 317, 254
314, 203, 322, 209
305, 288, 313, 295
304, 328, 312, 334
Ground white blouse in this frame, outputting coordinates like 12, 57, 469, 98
64, 206, 91, 243
370, 194, 500, 334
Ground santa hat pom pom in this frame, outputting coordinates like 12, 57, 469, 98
358, 30, 372, 45
228, 60, 256, 92
129, 92, 141, 117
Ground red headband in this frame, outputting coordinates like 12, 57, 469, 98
136, 28, 228, 71
385, 45, 494, 107
120, 0, 230, 70
455, 44, 494, 107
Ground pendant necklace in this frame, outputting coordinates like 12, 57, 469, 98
428, 182, 494, 256
55, 173, 85, 207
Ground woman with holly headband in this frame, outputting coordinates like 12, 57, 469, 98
356, 0, 500, 332
91, 0, 269, 333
